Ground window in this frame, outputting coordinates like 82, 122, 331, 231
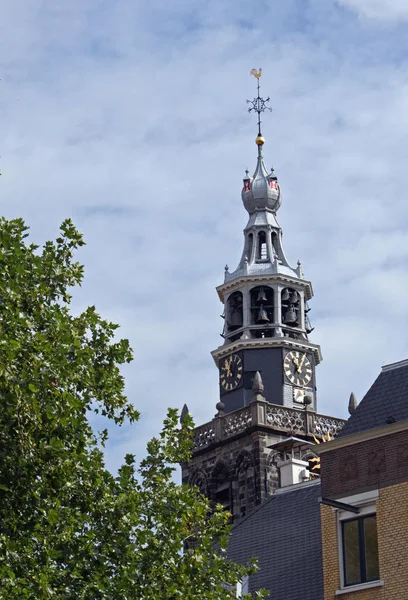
342, 514, 379, 586
247, 233, 253, 260
257, 231, 268, 260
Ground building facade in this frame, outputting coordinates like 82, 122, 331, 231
319, 359, 408, 599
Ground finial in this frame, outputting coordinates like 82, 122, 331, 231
215, 400, 225, 416
180, 404, 189, 423
245, 169, 249, 177
348, 392, 357, 415
224, 264, 229, 272
247, 68, 272, 145
250, 371, 265, 403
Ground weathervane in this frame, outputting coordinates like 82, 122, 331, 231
246, 68, 272, 137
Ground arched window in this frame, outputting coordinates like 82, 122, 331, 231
250, 286, 274, 328
257, 231, 268, 260
281, 287, 299, 329
227, 291, 243, 332
189, 469, 208, 496
235, 451, 255, 518
266, 451, 281, 494
247, 233, 253, 261
271, 231, 279, 257
211, 461, 231, 514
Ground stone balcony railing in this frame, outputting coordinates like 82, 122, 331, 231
192, 400, 346, 453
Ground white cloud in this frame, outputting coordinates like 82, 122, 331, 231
337, 0, 408, 22
2, 0, 408, 472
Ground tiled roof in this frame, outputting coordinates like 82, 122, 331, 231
227, 481, 323, 600
337, 359, 408, 438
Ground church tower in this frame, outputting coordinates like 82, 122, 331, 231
182, 71, 345, 522
214, 73, 321, 413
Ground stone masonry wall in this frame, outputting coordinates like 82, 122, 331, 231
182, 429, 282, 520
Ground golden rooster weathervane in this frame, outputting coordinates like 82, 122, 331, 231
247, 68, 271, 140
250, 68, 262, 79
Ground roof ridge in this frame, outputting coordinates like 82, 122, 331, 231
382, 358, 408, 372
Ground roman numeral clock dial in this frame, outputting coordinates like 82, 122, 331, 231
219, 353, 243, 392
284, 350, 312, 387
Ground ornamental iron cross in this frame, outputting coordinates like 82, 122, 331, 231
246, 68, 272, 135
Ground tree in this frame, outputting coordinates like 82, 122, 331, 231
0, 218, 266, 599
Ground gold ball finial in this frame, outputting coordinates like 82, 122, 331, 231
255, 134, 265, 146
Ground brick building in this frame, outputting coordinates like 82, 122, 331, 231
318, 359, 408, 599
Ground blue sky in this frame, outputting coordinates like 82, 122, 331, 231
2, 0, 408, 471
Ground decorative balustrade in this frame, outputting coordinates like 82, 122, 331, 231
265, 405, 306, 434
193, 422, 215, 449
314, 414, 344, 438
191, 400, 347, 453
223, 407, 252, 438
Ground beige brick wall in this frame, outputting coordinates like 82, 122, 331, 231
321, 481, 408, 600
379, 482, 408, 599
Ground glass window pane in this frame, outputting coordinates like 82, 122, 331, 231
364, 516, 379, 581
343, 520, 362, 586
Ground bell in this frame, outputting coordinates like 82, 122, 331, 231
256, 287, 267, 303
283, 306, 298, 326
256, 305, 270, 324
289, 291, 299, 304
281, 288, 290, 302
229, 310, 243, 329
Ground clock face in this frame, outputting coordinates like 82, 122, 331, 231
284, 351, 312, 387
220, 353, 243, 392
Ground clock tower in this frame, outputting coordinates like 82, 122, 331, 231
182, 71, 346, 526
213, 79, 322, 414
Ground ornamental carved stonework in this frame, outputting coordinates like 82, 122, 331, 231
367, 448, 386, 475
339, 455, 358, 482
397, 442, 408, 467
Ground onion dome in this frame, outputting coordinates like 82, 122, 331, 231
241, 137, 281, 214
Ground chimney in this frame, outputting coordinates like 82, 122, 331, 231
278, 456, 310, 487
269, 437, 313, 488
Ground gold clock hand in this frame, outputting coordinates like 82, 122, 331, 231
228, 357, 233, 377
223, 358, 232, 377
297, 354, 307, 373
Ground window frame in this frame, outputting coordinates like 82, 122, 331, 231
341, 513, 379, 587
335, 490, 382, 594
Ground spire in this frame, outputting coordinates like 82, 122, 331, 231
348, 392, 358, 415
180, 403, 189, 423
243, 69, 281, 215
224, 69, 297, 283
250, 371, 265, 403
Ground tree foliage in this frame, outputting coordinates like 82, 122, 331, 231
0, 218, 265, 599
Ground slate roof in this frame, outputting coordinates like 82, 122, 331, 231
227, 481, 323, 600
337, 359, 408, 438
